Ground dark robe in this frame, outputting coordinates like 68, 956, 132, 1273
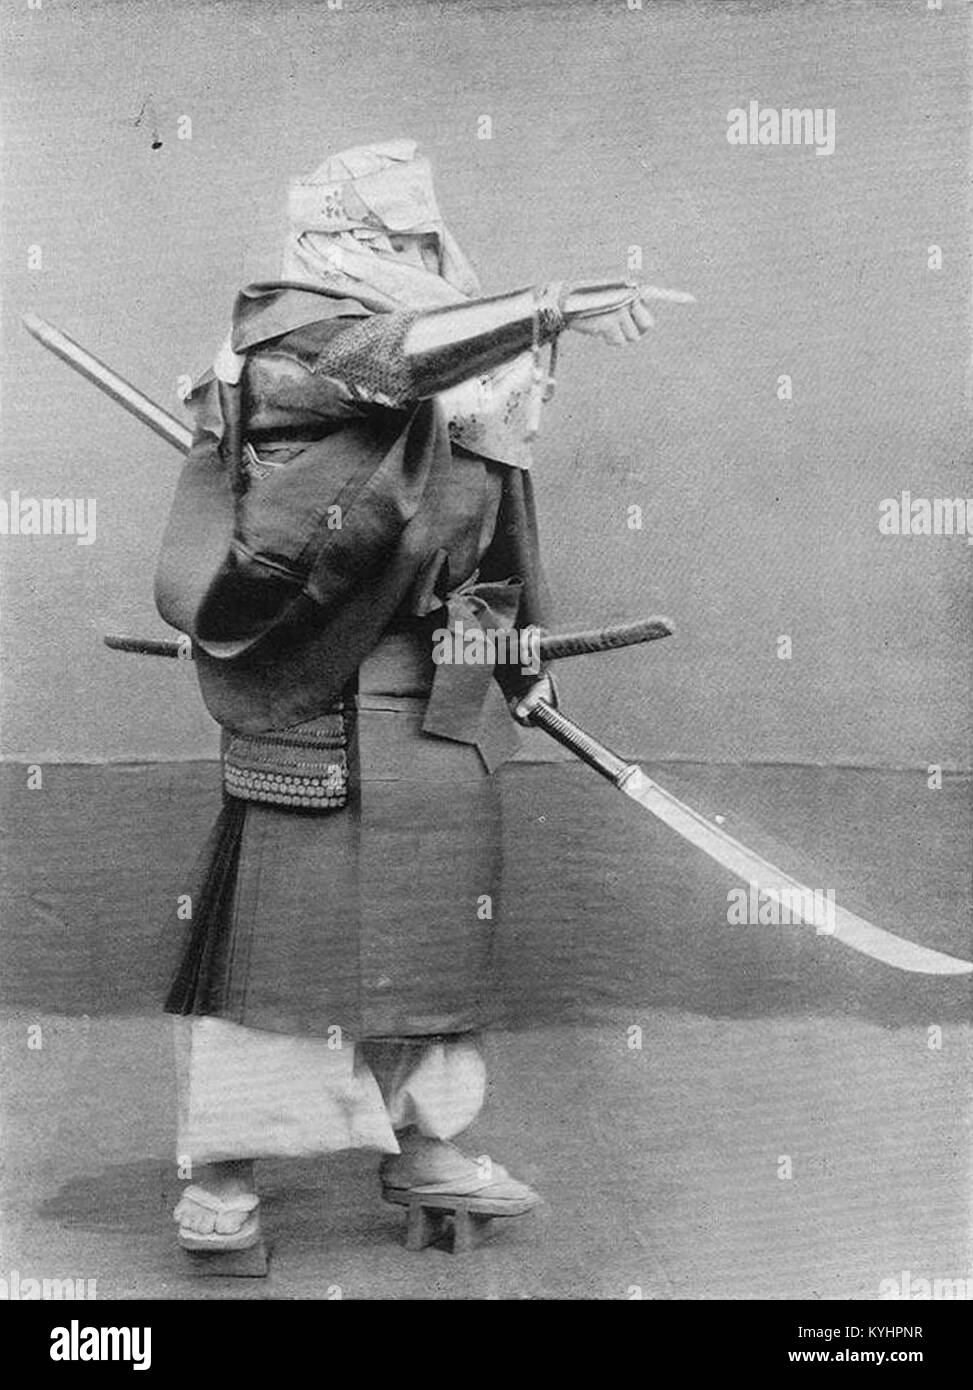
155, 283, 554, 1040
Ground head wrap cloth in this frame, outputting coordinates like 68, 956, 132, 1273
282, 139, 482, 309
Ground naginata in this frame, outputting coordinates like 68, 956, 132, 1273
153, 140, 678, 1259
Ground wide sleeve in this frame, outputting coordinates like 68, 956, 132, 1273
155, 320, 445, 659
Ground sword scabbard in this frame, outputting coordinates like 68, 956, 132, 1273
23, 314, 193, 455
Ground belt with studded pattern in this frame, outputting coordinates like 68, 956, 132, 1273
221, 710, 348, 811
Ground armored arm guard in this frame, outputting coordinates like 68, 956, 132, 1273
242, 277, 646, 419
301, 285, 563, 407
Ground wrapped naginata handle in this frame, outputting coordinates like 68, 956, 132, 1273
521, 698, 639, 786
104, 618, 673, 662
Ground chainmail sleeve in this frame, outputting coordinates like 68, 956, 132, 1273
309, 285, 565, 407
311, 311, 422, 407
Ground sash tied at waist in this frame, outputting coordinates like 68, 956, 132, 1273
411, 570, 527, 772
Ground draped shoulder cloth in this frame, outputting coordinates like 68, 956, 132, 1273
154, 281, 557, 764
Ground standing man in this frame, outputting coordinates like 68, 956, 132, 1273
156, 139, 682, 1254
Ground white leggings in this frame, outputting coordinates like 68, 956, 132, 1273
174, 1017, 485, 1165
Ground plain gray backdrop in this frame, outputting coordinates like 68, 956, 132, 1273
1, 0, 969, 768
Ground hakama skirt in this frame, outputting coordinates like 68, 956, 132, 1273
165, 633, 502, 1040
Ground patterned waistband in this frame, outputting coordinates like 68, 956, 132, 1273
221, 710, 348, 811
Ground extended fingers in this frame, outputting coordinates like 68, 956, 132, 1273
616, 311, 643, 343
639, 285, 696, 305
630, 300, 655, 332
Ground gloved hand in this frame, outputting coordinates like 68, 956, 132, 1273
565, 283, 695, 347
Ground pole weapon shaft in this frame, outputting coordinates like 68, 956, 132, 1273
22, 314, 194, 455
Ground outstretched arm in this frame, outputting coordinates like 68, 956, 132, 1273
247, 280, 694, 412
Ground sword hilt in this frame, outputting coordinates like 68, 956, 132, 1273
538, 617, 671, 662
525, 699, 640, 788
104, 633, 191, 658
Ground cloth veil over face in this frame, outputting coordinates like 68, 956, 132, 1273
282, 139, 482, 310
279, 138, 540, 468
